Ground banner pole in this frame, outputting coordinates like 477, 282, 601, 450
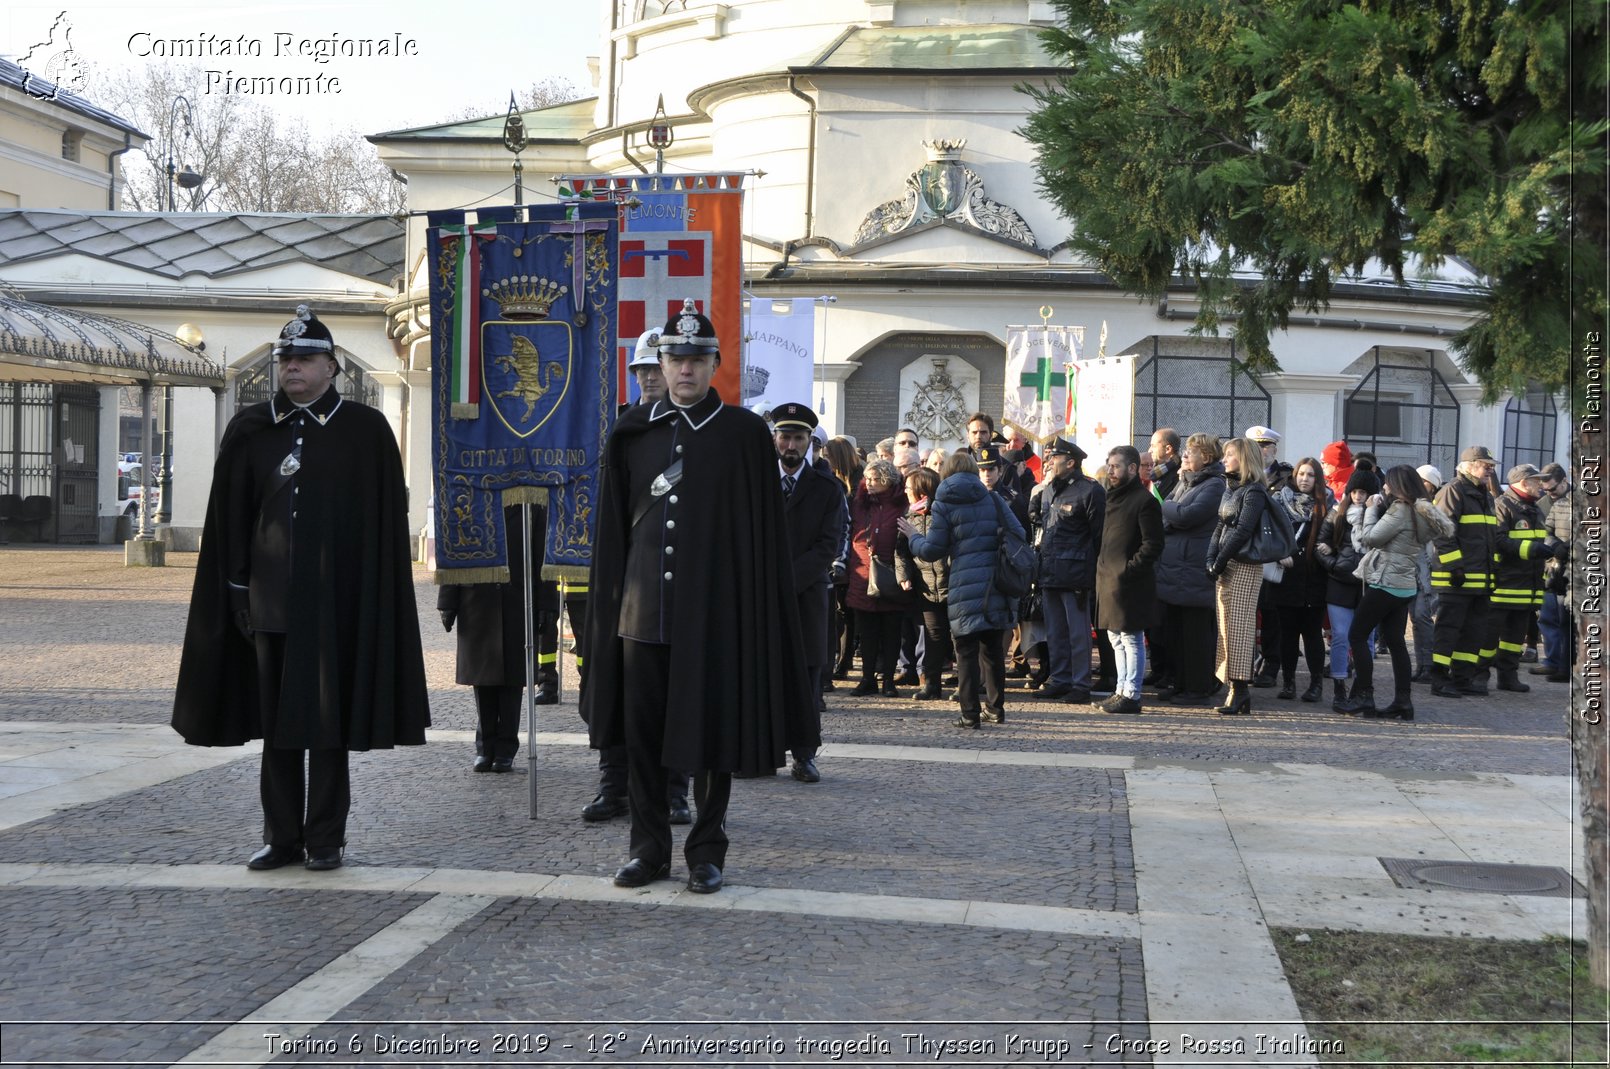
523, 501, 538, 819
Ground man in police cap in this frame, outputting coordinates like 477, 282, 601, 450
1028, 435, 1104, 703
582, 299, 817, 894
172, 305, 429, 871
772, 401, 848, 783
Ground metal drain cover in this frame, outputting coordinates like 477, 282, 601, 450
1380, 857, 1585, 898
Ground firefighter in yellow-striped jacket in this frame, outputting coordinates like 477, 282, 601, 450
1428, 446, 1499, 698
1488, 463, 1554, 693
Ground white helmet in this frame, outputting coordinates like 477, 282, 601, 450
627, 329, 661, 369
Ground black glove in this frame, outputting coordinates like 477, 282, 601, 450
1449, 568, 1466, 588
1206, 560, 1225, 579
228, 587, 253, 641
830, 562, 847, 584
439, 609, 456, 632
1553, 540, 1570, 561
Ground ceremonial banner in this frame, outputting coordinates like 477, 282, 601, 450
744, 298, 817, 414
426, 203, 619, 583
1003, 323, 1083, 444
562, 173, 745, 404
1072, 355, 1137, 477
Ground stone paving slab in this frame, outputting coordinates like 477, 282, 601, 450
0, 743, 1136, 912
0, 885, 428, 1065
313, 897, 1152, 1065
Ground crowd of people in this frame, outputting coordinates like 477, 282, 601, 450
173, 298, 1575, 891
817, 417, 1575, 724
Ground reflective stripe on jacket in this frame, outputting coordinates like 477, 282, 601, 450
1429, 473, 1497, 593
1492, 488, 1548, 608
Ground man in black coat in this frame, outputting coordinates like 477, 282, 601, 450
1029, 436, 1105, 704
437, 503, 558, 773
171, 305, 429, 872
581, 300, 816, 895
1095, 446, 1164, 714
772, 402, 848, 784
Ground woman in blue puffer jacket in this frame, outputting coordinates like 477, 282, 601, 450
898, 451, 1026, 729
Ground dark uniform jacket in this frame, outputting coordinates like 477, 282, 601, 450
1029, 472, 1104, 591
1431, 472, 1498, 595
1096, 475, 1164, 631
781, 461, 847, 668
580, 390, 816, 773
171, 387, 430, 750
1492, 488, 1549, 609
436, 504, 560, 686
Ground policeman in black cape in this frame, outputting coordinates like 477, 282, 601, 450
581, 299, 817, 894
171, 305, 430, 871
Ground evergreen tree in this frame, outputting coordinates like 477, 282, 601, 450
1021, 0, 1606, 401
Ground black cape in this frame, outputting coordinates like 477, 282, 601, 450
171, 389, 430, 750
580, 398, 817, 773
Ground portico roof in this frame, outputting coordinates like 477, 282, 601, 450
0, 287, 221, 387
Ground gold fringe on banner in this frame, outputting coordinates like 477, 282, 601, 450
434, 565, 510, 586
542, 564, 591, 583
502, 485, 549, 507
449, 402, 479, 420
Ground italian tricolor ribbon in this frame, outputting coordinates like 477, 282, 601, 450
440, 222, 497, 419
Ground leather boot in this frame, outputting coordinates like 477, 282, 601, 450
1277, 674, 1296, 700
1329, 678, 1349, 712
1430, 666, 1464, 698
914, 676, 942, 700
1300, 677, 1324, 703
1495, 670, 1531, 693
1337, 684, 1375, 715
1366, 685, 1414, 720
1216, 680, 1251, 716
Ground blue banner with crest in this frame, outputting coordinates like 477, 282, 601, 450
427, 203, 618, 583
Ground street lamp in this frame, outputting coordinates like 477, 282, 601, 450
165, 95, 204, 211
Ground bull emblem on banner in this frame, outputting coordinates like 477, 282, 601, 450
483, 322, 572, 438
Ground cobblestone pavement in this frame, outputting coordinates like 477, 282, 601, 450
0, 548, 1586, 1068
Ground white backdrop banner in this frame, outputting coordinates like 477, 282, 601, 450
1073, 355, 1136, 475
744, 298, 817, 415
1003, 324, 1083, 443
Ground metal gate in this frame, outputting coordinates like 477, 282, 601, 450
1343, 347, 1461, 475
0, 382, 99, 543
1131, 337, 1271, 446
1502, 387, 1559, 472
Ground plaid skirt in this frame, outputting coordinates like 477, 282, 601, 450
1215, 558, 1263, 684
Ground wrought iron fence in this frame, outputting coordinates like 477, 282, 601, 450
1130, 338, 1271, 446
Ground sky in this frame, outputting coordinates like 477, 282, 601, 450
4, 1, 602, 136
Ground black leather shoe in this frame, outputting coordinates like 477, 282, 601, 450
1251, 672, 1277, 689
1300, 680, 1324, 703
534, 684, 558, 706
980, 709, 1005, 724
1034, 682, 1071, 700
1457, 678, 1489, 696
613, 858, 670, 888
954, 715, 980, 729
668, 798, 692, 824
1276, 678, 1296, 700
1062, 689, 1091, 705
1108, 696, 1143, 715
686, 861, 723, 894
472, 755, 493, 773
894, 669, 919, 685
304, 846, 342, 871
247, 844, 303, 870
790, 757, 820, 783
849, 680, 878, 696
491, 758, 515, 773
582, 793, 629, 822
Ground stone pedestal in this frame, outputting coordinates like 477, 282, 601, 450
124, 538, 166, 567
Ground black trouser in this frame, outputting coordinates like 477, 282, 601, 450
254, 632, 349, 849
1160, 603, 1218, 694
622, 640, 729, 869
1349, 587, 1413, 693
954, 629, 1006, 718
1147, 605, 1171, 684
1487, 605, 1535, 675
564, 595, 589, 683
833, 585, 856, 674
919, 607, 954, 682
1276, 604, 1326, 681
1257, 584, 1281, 675
473, 684, 521, 761
1432, 592, 1491, 680
854, 609, 904, 683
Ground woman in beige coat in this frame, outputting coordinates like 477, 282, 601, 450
1338, 465, 1455, 719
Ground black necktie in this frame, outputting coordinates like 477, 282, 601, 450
782, 474, 797, 497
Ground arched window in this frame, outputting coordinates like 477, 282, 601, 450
1502, 387, 1559, 473
234, 355, 381, 412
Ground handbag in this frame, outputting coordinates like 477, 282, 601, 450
1238, 490, 1297, 564
991, 494, 1036, 599
1262, 561, 1286, 584
866, 555, 899, 600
